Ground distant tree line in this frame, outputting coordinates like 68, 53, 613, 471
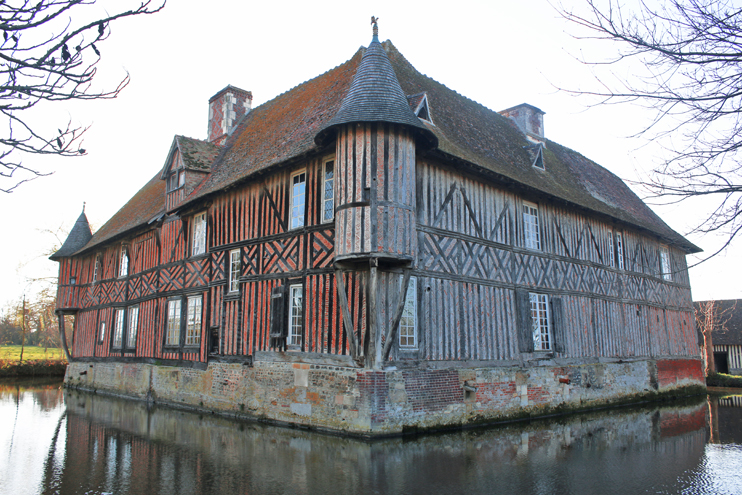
0, 288, 61, 350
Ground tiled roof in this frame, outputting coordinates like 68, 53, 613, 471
694, 300, 742, 345
315, 35, 436, 148
160, 135, 220, 180
50, 210, 92, 260
69, 38, 699, 256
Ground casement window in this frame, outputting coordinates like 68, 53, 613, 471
322, 159, 334, 223
185, 296, 202, 346
228, 249, 241, 293
660, 245, 672, 281
119, 247, 129, 277
165, 299, 181, 346
192, 212, 207, 256
288, 284, 303, 346
126, 306, 139, 349
607, 231, 615, 268
530, 293, 551, 351
523, 201, 541, 250
167, 170, 184, 192
99, 321, 106, 344
112, 308, 125, 349
399, 277, 417, 349
93, 254, 101, 282
290, 170, 306, 229
615, 232, 625, 270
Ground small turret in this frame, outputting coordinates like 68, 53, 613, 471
50, 206, 93, 260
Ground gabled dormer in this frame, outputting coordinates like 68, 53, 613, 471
407, 92, 433, 124
160, 135, 220, 211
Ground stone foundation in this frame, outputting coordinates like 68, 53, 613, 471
64, 357, 705, 436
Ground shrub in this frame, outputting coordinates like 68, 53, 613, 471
706, 372, 742, 388
0, 359, 68, 377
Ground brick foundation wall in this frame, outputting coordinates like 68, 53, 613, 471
64, 357, 705, 436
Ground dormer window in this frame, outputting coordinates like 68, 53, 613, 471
167, 170, 184, 192
527, 143, 545, 170
407, 92, 433, 124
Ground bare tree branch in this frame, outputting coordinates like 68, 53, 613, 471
0, 0, 165, 193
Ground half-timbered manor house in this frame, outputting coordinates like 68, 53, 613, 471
53, 22, 705, 435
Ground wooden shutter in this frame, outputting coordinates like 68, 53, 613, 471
269, 285, 286, 346
551, 297, 565, 354
515, 289, 532, 353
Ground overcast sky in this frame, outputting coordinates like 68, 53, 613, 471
2, 0, 739, 309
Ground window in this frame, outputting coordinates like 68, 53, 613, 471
607, 231, 615, 268
290, 170, 306, 229
322, 159, 334, 223
660, 245, 672, 281
615, 232, 625, 270
530, 293, 551, 351
113, 308, 125, 349
119, 247, 129, 277
229, 249, 241, 293
523, 201, 541, 250
192, 212, 207, 256
93, 254, 101, 282
185, 296, 202, 346
126, 306, 139, 349
288, 284, 303, 346
99, 321, 106, 344
70, 277, 76, 285
167, 170, 183, 192
166, 299, 181, 346
399, 277, 417, 349
179, 170, 185, 188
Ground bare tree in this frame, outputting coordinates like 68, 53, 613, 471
695, 299, 736, 374
558, 0, 742, 258
0, 0, 164, 193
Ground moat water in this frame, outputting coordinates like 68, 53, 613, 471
1, 378, 741, 495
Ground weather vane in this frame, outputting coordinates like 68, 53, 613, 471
371, 16, 379, 38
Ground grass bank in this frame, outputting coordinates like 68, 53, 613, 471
707, 372, 742, 388
0, 345, 67, 377
0, 345, 65, 361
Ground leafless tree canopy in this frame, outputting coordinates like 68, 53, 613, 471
559, 0, 742, 257
0, 0, 164, 193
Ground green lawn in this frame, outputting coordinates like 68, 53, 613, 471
0, 345, 66, 361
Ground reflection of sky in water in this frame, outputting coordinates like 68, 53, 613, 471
1, 379, 741, 495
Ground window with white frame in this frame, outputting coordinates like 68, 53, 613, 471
93, 254, 101, 282
607, 231, 615, 268
192, 212, 207, 256
616, 232, 625, 270
288, 284, 303, 346
322, 159, 334, 223
126, 306, 138, 349
530, 292, 551, 351
166, 299, 181, 346
113, 308, 125, 348
229, 249, 241, 293
185, 296, 202, 346
399, 277, 417, 349
119, 247, 129, 277
660, 245, 672, 281
523, 201, 541, 250
99, 321, 106, 343
290, 171, 306, 229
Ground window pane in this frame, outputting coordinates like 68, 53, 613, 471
523, 203, 540, 250
127, 307, 138, 349
530, 293, 551, 351
399, 277, 417, 348
288, 285, 303, 346
113, 309, 124, 348
186, 296, 202, 346
166, 300, 181, 346
120, 248, 128, 277
616, 233, 624, 269
291, 172, 306, 229
323, 161, 334, 222
229, 249, 241, 293
192, 213, 207, 256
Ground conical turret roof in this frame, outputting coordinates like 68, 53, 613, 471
50, 208, 93, 260
315, 25, 437, 148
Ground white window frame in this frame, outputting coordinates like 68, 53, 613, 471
616, 232, 625, 270
523, 201, 541, 250
607, 231, 615, 268
92, 254, 101, 283
112, 308, 125, 349
119, 246, 129, 278
229, 249, 241, 293
529, 292, 552, 351
165, 299, 181, 347
185, 296, 202, 347
126, 306, 139, 349
660, 245, 672, 281
192, 212, 207, 256
399, 277, 418, 349
99, 321, 106, 344
290, 170, 306, 229
288, 284, 303, 347
321, 157, 335, 223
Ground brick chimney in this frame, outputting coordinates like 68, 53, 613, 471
499, 103, 545, 144
208, 85, 252, 145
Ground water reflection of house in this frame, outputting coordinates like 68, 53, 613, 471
51, 21, 704, 435
695, 299, 742, 375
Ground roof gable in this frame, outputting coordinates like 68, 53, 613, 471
160, 135, 220, 180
